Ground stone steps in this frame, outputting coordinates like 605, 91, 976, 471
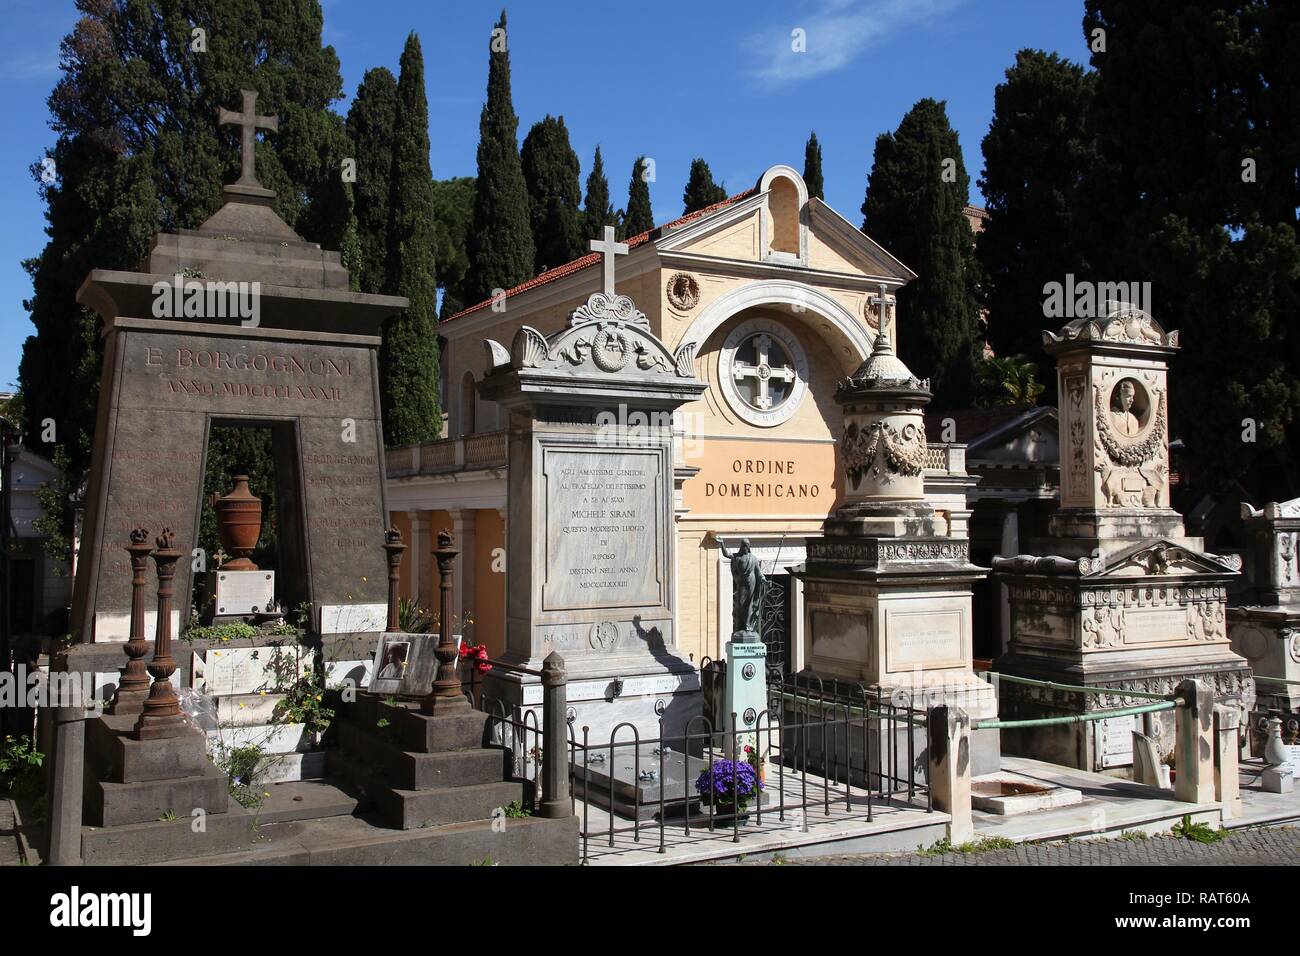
336, 717, 506, 790
81, 777, 363, 866
159, 811, 578, 866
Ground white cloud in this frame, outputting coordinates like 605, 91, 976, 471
743, 0, 965, 84
0, 48, 59, 82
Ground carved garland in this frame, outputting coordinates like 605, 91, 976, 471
843, 420, 926, 479
1095, 386, 1166, 467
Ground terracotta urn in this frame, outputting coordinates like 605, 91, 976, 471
212, 473, 262, 570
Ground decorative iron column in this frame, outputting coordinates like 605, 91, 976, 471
135, 528, 188, 739
537, 651, 571, 818
110, 528, 154, 715
423, 530, 464, 713
383, 527, 406, 633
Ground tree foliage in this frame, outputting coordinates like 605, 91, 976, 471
18, 0, 355, 554
582, 145, 614, 241
803, 131, 825, 201
682, 157, 727, 214
1078, 0, 1300, 493
465, 9, 534, 304
381, 32, 442, 444
862, 98, 982, 407
622, 156, 655, 238
346, 66, 399, 295
977, 50, 1095, 382
520, 114, 584, 272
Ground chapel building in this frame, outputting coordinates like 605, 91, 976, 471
385, 165, 972, 672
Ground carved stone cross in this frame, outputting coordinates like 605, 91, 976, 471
590, 225, 629, 298
868, 282, 896, 332
732, 333, 796, 409
218, 89, 278, 188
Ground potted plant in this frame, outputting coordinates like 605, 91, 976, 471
695, 758, 763, 822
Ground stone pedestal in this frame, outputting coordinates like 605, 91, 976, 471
723, 638, 768, 757
479, 284, 707, 744
795, 333, 998, 774
994, 306, 1251, 771
1230, 499, 1300, 717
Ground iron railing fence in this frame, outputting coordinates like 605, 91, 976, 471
460, 666, 932, 862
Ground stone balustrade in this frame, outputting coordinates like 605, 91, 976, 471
386, 429, 508, 477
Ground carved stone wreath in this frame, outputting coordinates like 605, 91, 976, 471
842, 420, 926, 481
1095, 384, 1166, 467
666, 272, 700, 311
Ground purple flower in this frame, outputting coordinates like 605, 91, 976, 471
695, 759, 762, 808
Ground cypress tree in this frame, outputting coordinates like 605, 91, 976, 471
465, 9, 535, 303
977, 50, 1095, 381
622, 156, 655, 236
18, 0, 352, 565
682, 157, 727, 214
1078, 0, 1300, 493
346, 67, 399, 294
861, 98, 982, 407
520, 115, 584, 272
432, 176, 476, 319
381, 32, 442, 444
803, 131, 825, 200
582, 146, 615, 240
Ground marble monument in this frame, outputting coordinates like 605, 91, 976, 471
994, 303, 1252, 770
479, 227, 708, 741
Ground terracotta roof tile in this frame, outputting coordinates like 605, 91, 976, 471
444, 188, 758, 323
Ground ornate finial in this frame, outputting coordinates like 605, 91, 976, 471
436, 529, 455, 550
129, 527, 150, 545
385, 526, 404, 546
155, 528, 176, 552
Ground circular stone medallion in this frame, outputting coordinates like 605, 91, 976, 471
717, 318, 810, 427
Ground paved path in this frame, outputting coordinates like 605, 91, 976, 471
0, 799, 23, 866
730, 825, 1300, 866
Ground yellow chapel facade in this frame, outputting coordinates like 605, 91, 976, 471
385, 164, 971, 672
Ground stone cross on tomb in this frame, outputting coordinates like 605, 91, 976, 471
732, 333, 796, 409
218, 89, 278, 188
868, 282, 896, 333
590, 225, 629, 297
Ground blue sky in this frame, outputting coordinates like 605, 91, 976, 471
0, 0, 1089, 388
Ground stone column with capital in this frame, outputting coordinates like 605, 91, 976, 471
452, 509, 477, 643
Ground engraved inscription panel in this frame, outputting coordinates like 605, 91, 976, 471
1123, 607, 1188, 645
543, 449, 661, 611
885, 608, 964, 671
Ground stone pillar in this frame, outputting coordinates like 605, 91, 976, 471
452, 509, 477, 641
423, 530, 469, 715
135, 529, 187, 740
45, 703, 86, 865
1214, 703, 1242, 820
927, 704, 973, 844
537, 652, 570, 818
997, 504, 1019, 658
383, 527, 406, 632
1174, 679, 1215, 804
407, 510, 427, 605
109, 528, 154, 716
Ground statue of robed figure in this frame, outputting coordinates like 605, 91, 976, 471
717, 537, 767, 641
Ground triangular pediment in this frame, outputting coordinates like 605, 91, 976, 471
967, 407, 1060, 465
1082, 539, 1241, 577
655, 188, 913, 282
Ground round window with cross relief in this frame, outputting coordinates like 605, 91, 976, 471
717, 318, 810, 427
